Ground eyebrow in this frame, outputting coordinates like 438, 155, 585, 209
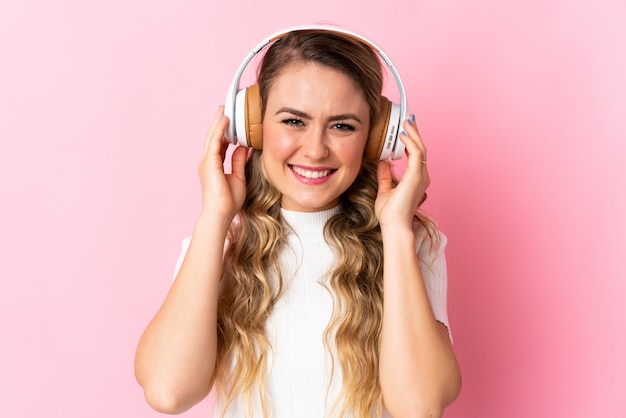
275, 107, 363, 124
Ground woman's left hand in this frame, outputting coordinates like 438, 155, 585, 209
375, 115, 430, 228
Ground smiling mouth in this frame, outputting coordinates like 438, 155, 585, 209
290, 165, 336, 179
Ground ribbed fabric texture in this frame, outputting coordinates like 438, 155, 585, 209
265, 207, 341, 417
174, 207, 450, 417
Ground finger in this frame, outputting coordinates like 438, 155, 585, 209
399, 131, 426, 174
402, 115, 426, 154
203, 106, 228, 157
202, 107, 222, 155
402, 117, 428, 169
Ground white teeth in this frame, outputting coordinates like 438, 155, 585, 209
292, 166, 331, 179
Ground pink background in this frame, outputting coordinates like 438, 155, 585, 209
1, 0, 625, 417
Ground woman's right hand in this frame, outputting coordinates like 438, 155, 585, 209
198, 105, 248, 220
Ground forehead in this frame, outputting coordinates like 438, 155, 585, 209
266, 62, 368, 110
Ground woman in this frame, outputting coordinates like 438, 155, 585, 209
135, 27, 461, 418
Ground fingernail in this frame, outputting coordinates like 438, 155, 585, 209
411, 114, 415, 123
401, 130, 407, 136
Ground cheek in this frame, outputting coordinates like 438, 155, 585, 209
262, 126, 296, 160
337, 136, 368, 163
261, 135, 288, 179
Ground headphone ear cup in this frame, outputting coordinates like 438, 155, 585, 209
233, 84, 263, 149
234, 87, 249, 147
245, 84, 263, 149
366, 97, 392, 160
366, 96, 404, 160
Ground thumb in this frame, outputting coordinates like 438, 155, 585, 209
230, 145, 248, 181
377, 161, 393, 195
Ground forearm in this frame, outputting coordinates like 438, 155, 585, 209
379, 226, 461, 417
134, 214, 230, 413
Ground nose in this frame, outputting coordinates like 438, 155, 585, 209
301, 127, 329, 160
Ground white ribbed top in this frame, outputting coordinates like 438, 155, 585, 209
174, 207, 450, 417
265, 207, 341, 417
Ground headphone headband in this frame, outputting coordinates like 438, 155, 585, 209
224, 24, 408, 160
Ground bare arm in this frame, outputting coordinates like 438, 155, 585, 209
134, 107, 247, 413
134, 216, 227, 413
379, 226, 461, 417
376, 116, 461, 417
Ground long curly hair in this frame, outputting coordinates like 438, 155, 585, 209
215, 29, 437, 417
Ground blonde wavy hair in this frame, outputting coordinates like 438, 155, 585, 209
215, 30, 437, 417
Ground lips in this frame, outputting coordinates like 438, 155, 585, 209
290, 165, 336, 179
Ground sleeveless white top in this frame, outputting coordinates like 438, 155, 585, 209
175, 207, 450, 417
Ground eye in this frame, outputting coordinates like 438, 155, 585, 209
281, 118, 304, 127
332, 123, 356, 131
